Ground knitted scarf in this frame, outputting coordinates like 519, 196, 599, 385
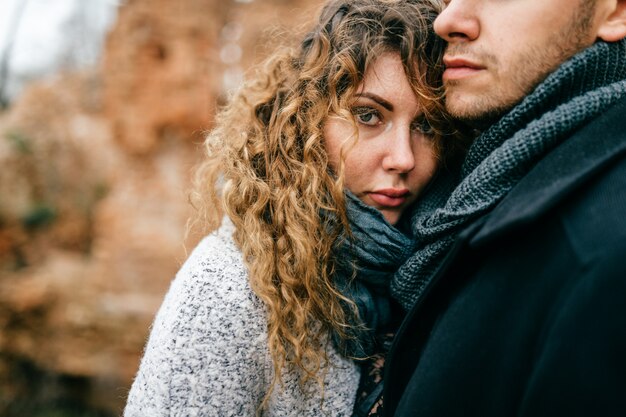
391, 39, 626, 311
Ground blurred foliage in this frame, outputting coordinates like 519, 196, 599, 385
4, 130, 32, 154
6, 403, 114, 417
0, 355, 117, 417
21, 203, 57, 229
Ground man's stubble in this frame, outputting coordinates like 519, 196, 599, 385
444, 0, 597, 126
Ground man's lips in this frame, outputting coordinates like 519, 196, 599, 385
443, 57, 485, 81
369, 189, 410, 208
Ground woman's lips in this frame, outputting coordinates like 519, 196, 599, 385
369, 189, 410, 208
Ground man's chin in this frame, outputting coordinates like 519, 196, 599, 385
445, 93, 515, 131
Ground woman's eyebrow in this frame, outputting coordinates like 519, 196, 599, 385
355, 92, 393, 111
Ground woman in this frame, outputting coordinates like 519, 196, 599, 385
124, 0, 451, 416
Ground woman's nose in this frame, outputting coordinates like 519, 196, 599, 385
434, 0, 480, 43
382, 127, 415, 173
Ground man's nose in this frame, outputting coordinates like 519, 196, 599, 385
382, 127, 415, 173
434, 0, 480, 43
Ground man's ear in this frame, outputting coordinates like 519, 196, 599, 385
597, 0, 626, 42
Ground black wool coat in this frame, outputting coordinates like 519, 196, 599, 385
384, 96, 626, 417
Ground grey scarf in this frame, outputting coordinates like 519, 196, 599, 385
391, 39, 626, 311
334, 191, 414, 358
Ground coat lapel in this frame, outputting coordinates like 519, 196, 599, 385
470, 96, 626, 248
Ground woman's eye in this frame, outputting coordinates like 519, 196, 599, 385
353, 107, 381, 126
412, 117, 435, 135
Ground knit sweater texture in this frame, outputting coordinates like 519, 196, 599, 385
124, 219, 360, 417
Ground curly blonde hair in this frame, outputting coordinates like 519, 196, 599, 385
191, 0, 447, 402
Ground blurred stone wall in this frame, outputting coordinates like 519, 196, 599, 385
0, 0, 319, 415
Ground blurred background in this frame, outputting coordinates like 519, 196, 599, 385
0, 0, 319, 415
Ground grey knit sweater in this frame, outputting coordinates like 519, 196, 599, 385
124, 219, 360, 417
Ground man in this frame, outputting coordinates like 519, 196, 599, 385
384, 1, 626, 416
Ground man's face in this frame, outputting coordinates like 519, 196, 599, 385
434, 0, 601, 123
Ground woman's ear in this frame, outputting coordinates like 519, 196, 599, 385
597, 0, 626, 42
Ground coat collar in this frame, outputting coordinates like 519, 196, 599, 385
469, 96, 626, 248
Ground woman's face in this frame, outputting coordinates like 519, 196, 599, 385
324, 52, 439, 225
